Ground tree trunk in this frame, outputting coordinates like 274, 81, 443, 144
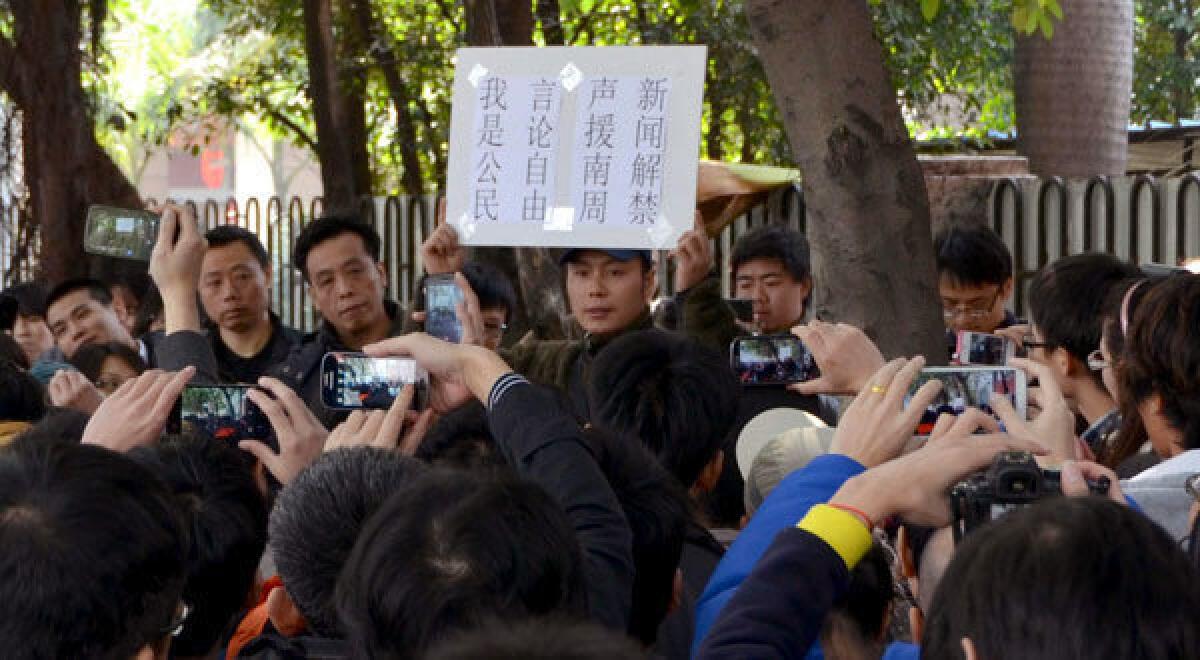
743, 0, 946, 361
1, 0, 141, 283
463, 0, 571, 341
1013, 0, 1134, 177
535, 0, 566, 46
346, 0, 425, 196
303, 0, 372, 209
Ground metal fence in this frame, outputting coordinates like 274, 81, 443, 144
2, 176, 1197, 331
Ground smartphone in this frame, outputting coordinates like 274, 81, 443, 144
168, 385, 275, 448
320, 352, 429, 410
906, 366, 1027, 436
954, 331, 1015, 366
724, 298, 754, 324
424, 274, 465, 343
84, 205, 161, 261
730, 335, 819, 386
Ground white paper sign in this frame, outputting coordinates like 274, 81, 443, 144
446, 46, 706, 249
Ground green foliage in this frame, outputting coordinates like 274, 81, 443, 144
1132, 0, 1200, 122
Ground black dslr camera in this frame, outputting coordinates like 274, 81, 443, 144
950, 451, 1110, 542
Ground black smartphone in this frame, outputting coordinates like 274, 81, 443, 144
724, 298, 754, 323
83, 205, 161, 261
320, 352, 429, 410
168, 385, 275, 449
730, 335, 819, 386
424, 274, 465, 343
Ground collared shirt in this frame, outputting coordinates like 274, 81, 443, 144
210, 313, 302, 384
1082, 408, 1121, 451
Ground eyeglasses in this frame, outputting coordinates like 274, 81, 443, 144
1086, 349, 1111, 371
942, 288, 1003, 322
1022, 334, 1051, 352
483, 323, 508, 341
1186, 473, 1200, 502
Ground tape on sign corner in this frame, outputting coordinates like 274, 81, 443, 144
545, 207, 576, 233
559, 62, 583, 92
467, 63, 490, 88
458, 215, 479, 241
646, 214, 675, 248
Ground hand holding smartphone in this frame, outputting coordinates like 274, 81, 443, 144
954, 331, 1016, 366
905, 366, 1027, 436
169, 385, 276, 450
730, 335, 820, 386
424, 274, 465, 343
84, 205, 162, 261
321, 352, 429, 410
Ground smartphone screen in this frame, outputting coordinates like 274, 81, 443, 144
955, 331, 1014, 366
84, 205, 161, 261
424, 275, 465, 343
170, 385, 274, 447
906, 367, 1027, 435
730, 335, 819, 386
320, 352, 428, 410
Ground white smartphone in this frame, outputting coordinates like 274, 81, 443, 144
905, 366, 1027, 436
954, 331, 1017, 366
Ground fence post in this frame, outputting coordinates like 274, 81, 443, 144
1129, 175, 1161, 264
1176, 173, 1200, 262
990, 178, 1026, 312
1036, 177, 1068, 267
1083, 176, 1115, 252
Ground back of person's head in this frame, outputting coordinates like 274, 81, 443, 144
46, 276, 114, 310
25, 407, 90, 444
292, 213, 381, 281
1117, 274, 1200, 454
205, 225, 270, 269
731, 224, 811, 283
132, 283, 164, 338
584, 427, 689, 645
269, 447, 426, 637
2, 281, 49, 319
336, 468, 587, 659
0, 333, 29, 369
923, 496, 1200, 659
67, 340, 147, 383
933, 224, 1013, 287
0, 435, 188, 658
743, 428, 832, 516
416, 401, 508, 470
588, 329, 738, 489
0, 362, 45, 424
1028, 253, 1141, 370
424, 617, 648, 660
461, 260, 517, 318
821, 543, 893, 660
130, 434, 268, 657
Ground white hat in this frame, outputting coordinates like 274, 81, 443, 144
735, 407, 830, 479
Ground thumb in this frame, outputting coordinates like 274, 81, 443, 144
693, 209, 705, 232
436, 197, 447, 227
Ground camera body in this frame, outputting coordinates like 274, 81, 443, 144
950, 451, 1110, 541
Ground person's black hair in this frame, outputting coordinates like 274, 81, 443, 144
730, 224, 811, 283
291, 212, 381, 282
24, 407, 90, 444
336, 468, 587, 659
66, 341, 147, 384
268, 447, 426, 637
823, 543, 892, 652
424, 616, 649, 660
416, 401, 508, 470
129, 434, 268, 657
588, 329, 738, 489
584, 427, 689, 645
461, 260, 517, 318
206, 225, 270, 269
933, 224, 1013, 287
1028, 253, 1141, 382
45, 277, 113, 311
923, 497, 1200, 660
0, 333, 30, 370
0, 435, 188, 658
2, 281, 50, 318
0, 361, 45, 422
132, 283, 164, 339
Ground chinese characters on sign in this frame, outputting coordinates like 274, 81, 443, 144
467, 76, 564, 225
570, 76, 672, 227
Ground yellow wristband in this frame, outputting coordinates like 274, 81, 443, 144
797, 504, 874, 570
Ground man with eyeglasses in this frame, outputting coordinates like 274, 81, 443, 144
934, 224, 1019, 335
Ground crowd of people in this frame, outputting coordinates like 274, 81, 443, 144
2, 203, 1199, 660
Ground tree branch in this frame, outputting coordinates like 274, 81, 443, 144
0, 32, 20, 98
265, 106, 320, 155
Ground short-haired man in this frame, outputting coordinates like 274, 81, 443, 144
421, 214, 725, 418
0, 435, 189, 658
273, 213, 408, 426
0, 281, 59, 365
934, 224, 1018, 334
46, 277, 146, 362
199, 225, 301, 383
1026, 253, 1141, 450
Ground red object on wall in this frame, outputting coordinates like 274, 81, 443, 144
201, 149, 226, 189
